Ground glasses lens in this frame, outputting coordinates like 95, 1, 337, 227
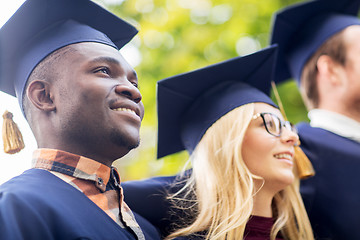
263, 113, 281, 136
282, 121, 297, 134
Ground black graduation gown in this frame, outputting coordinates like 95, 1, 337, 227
0, 168, 160, 240
298, 122, 360, 240
122, 175, 181, 238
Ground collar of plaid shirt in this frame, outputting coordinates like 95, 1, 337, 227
32, 148, 145, 240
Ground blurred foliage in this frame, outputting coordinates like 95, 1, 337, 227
94, 0, 308, 181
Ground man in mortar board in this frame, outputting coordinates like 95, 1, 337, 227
271, 0, 360, 239
0, 0, 160, 239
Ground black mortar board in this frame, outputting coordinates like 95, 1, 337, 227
0, 0, 138, 112
157, 45, 279, 159
271, 0, 360, 84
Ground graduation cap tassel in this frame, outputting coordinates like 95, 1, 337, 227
271, 81, 315, 179
293, 144, 315, 179
2, 110, 25, 154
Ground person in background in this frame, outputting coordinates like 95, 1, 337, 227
0, 0, 159, 239
271, 0, 360, 238
124, 46, 314, 239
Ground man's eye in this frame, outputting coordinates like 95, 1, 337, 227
131, 82, 139, 88
95, 67, 110, 75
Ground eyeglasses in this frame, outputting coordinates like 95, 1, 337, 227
252, 112, 297, 137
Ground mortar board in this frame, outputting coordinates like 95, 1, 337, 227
271, 0, 360, 83
0, 0, 138, 113
157, 45, 279, 159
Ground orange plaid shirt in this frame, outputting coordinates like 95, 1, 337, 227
32, 148, 145, 240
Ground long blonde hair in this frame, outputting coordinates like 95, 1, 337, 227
167, 103, 313, 240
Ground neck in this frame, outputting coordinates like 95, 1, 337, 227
37, 142, 118, 167
343, 106, 360, 123
252, 182, 276, 218
317, 89, 360, 123
33, 116, 126, 167
317, 105, 360, 123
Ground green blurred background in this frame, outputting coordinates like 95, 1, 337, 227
94, 0, 308, 181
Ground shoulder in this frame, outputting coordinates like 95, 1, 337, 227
296, 122, 331, 140
122, 173, 190, 205
122, 174, 189, 238
122, 175, 177, 214
0, 168, 73, 203
0, 169, 67, 239
122, 170, 191, 193
0, 169, 142, 239
0, 168, 57, 199
297, 122, 360, 152
122, 174, 183, 205
0, 168, 81, 219
122, 175, 178, 189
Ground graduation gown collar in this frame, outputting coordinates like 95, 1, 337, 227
308, 109, 360, 143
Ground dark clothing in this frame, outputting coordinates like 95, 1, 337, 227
122, 175, 181, 238
0, 169, 160, 240
298, 122, 360, 240
123, 179, 283, 239
245, 216, 283, 240
32, 148, 145, 238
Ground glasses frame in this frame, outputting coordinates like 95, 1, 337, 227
252, 112, 297, 137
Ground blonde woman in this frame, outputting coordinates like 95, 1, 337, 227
122, 46, 314, 240
167, 102, 312, 240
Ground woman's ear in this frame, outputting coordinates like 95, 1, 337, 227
26, 80, 56, 112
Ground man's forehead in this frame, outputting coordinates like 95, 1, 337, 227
65, 42, 137, 78
67, 42, 120, 56
63, 42, 124, 63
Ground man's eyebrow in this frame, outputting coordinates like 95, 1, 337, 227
89, 56, 138, 81
89, 56, 120, 65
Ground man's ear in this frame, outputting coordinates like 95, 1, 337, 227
26, 80, 56, 112
317, 55, 344, 86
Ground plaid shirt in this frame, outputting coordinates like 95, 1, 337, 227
32, 148, 145, 240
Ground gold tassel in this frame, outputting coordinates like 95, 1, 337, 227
2, 110, 25, 154
271, 81, 315, 179
294, 144, 315, 179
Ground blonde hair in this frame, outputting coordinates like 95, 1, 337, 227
167, 103, 313, 240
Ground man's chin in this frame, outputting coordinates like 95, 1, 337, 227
126, 139, 140, 151
110, 131, 140, 150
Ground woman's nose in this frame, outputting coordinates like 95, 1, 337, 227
281, 127, 299, 146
